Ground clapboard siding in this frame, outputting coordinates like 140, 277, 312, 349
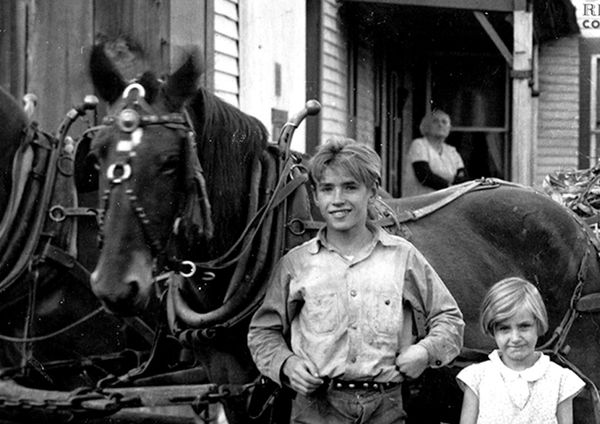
536, 36, 579, 184
321, 0, 349, 142
214, 0, 239, 107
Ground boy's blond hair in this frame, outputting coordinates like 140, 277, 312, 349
308, 137, 381, 188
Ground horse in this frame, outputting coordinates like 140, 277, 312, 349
0, 85, 183, 423
87, 42, 600, 424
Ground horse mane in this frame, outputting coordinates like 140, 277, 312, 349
187, 87, 269, 255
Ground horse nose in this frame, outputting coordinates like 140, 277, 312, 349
90, 270, 141, 315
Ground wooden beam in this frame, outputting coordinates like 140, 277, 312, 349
306, 0, 322, 155
511, 9, 534, 185
473, 11, 512, 65
340, 0, 521, 13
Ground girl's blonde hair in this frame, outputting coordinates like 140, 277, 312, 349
308, 137, 381, 189
480, 277, 549, 337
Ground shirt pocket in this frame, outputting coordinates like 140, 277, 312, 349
368, 290, 402, 336
302, 292, 340, 334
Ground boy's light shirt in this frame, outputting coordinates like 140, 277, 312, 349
248, 224, 464, 386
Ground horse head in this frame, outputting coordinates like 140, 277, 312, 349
88, 43, 213, 314
88, 41, 268, 318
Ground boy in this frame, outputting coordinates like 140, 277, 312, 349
248, 137, 464, 423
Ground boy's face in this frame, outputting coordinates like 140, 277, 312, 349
313, 166, 375, 238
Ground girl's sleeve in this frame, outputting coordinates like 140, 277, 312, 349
456, 364, 481, 397
559, 368, 586, 403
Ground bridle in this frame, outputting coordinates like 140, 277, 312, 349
96, 84, 318, 333
96, 82, 211, 274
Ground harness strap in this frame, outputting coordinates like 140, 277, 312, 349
288, 178, 501, 236
0, 126, 36, 241
178, 157, 306, 272
576, 293, 600, 313
41, 244, 90, 285
552, 352, 600, 423
396, 179, 499, 223
0, 131, 57, 293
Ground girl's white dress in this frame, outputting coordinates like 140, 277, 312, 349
456, 350, 585, 424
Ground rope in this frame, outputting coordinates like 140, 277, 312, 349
0, 307, 103, 343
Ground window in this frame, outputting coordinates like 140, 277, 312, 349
428, 53, 509, 179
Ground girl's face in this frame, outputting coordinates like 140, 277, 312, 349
313, 166, 375, 238
493, 308, 539, 371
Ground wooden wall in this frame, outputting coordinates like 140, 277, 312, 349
26, 1, 94, 135
0, 1, 26, 99
1, 0, 208, 134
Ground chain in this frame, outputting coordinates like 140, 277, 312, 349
193, 382, 255, 409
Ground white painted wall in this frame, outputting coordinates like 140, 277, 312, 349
214, 0, 241, 107
535, 36, 580, 186
321, 0, 350, 143
239, 0, 307, 152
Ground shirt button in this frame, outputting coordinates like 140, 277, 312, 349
435, 360, 442, 366
351, 324, 358, 330
351, 357, 357, 363
350, 289, 357, 297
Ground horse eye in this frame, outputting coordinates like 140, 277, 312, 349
160, 156, 180, 175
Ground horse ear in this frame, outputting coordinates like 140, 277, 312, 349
163, 48, 203, 110
89, 43, 127, 104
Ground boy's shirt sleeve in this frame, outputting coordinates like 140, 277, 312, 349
247, 257, 295, 386
404, 246, 465, 367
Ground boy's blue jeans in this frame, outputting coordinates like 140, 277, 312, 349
290, 384, 406, 423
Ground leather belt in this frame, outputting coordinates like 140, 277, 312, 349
329, 379, 401, 391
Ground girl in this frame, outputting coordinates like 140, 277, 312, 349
457, 277, 585, 424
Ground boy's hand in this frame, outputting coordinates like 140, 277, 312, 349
395, 344, 429, 379
282, 355, 324, 396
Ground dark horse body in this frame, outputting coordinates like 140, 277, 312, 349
88, 44, 600, 424
0, 86, 161, 422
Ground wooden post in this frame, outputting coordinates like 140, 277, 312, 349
511, 8, 533, 185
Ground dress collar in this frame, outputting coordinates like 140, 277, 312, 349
489, 349, 550, 382
489, 349, 550, 409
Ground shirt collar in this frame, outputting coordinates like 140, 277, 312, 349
307, 222, 403, 255
489, 349, 550, 382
